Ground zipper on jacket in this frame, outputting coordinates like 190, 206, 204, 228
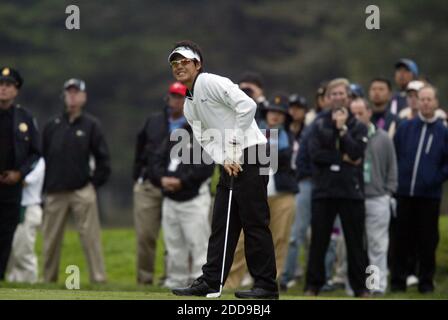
410, 124, 427, 196
425, 134, 433, 154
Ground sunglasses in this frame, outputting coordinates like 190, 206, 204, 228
170, 58, 193, 68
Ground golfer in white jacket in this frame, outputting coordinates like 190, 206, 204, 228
168, 40, 278, 299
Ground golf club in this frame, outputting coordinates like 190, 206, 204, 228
206, 175, 234, 298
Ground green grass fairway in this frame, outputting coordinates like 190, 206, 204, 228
1, 217, 447, 300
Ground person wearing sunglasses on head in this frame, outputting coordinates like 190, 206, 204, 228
167, 40, 278, 299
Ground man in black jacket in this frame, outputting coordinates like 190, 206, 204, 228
0, 67, 40, 280
151, 122, 214, 289
304, 78, 370, 297
42, 78, 111, 283
132, 82, 187, 285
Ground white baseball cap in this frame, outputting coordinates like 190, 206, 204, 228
64, 78, 86, 91
406, 80, 425, 92
168, 46, 201, 63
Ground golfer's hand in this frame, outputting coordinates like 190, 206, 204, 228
161, 177, 182, 192
167, 177, 182, 192
224, 160, 242, 177
0, 171, 22, 185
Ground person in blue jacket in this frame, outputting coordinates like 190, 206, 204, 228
391, 85, 448, 294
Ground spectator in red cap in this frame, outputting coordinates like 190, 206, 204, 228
132, 81, 187, 286
392, 85, 448, 294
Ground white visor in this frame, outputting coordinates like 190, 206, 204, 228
168, 46, 201, 63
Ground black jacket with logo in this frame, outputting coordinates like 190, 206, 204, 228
133, 108, 169, 181
42, 112, 111, 193
308, 110, 368, 200
0, 104, 41, 203
150, 124, 214, 202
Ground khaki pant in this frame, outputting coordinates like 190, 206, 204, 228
42, 183, 106, 283
7, 205, 42, 283
133, 180, 163, 284
225, 193, 296, 289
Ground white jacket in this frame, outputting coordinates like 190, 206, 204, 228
183, 72, 267, 164
21, 157, 45, 206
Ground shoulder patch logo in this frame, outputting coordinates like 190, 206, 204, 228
19, 122, 28, 132
275, 96, 281, 104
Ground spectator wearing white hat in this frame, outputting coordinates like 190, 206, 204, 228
399, 80, 447, 124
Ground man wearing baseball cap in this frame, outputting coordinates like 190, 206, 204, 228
399, 80, 447, 123
41, 78, 111, 284
0, 67, 41, 280
390, 59, 419, 115
132, 81, 188, 286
